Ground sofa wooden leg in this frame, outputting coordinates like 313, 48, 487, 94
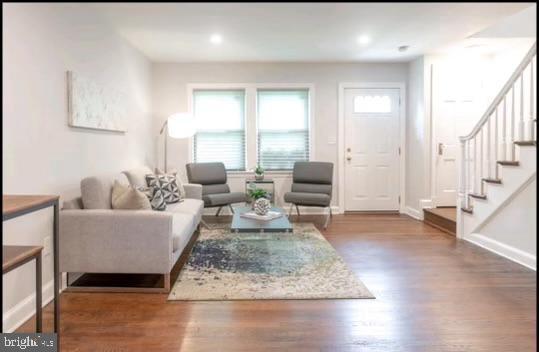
215, 206, 223, 216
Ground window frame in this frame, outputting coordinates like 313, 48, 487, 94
187, 83, 315, 174
191, 88, 247, 171
256, 88, 311, 171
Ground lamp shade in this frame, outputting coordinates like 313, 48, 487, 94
167, 112, 195, 139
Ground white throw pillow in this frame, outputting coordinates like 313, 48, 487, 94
111, 180, 152, 210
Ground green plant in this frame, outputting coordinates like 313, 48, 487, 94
248, 187, 268, 200
254, 165, 264, 175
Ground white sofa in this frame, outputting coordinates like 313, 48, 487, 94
59, 166, 204, 292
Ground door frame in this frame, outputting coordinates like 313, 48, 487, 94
338, 82, 407, 214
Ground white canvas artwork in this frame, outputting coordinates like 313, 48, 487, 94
67, 71, 127, 132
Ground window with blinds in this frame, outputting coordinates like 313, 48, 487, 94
257, 90, 310, 170
193, 90, 246, 171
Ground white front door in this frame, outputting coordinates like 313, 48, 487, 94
433, 62, 483, 206
344, 88, 401, 211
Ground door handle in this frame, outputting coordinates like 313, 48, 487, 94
438, 143, 444, 156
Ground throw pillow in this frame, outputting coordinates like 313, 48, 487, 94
111, 180, 152, 210
145, 174, 170, 209
155, 168, 186, 199
147, 173, 182, 204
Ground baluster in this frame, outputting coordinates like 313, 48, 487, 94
464, 140, 471, 208
487, 115, 491, 179
530, 58, 535, 141
473, 135, 478, 194
460, 140, 467, 208
511, 85, 516, 160
480, 128, 484, 193
520, 73, 525, 140
501, 97, 507, 161
494, 107, 499, 178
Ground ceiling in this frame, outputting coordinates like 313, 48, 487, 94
92, 3, 535, 63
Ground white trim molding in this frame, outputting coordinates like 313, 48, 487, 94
464, 233, 536, 271
3, 280, 55, 333
337, 82, 407, 214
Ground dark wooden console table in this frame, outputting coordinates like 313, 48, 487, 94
3, 195, 60, 334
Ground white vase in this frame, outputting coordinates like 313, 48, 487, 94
253, 198, 271, 216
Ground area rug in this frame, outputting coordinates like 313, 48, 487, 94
168, 223, 374, 300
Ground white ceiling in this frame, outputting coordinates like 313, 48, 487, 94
93, 3, 535, 63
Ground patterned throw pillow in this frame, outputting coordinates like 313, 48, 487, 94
146, 173, 182, 204
140, 178, 167, 211
155, 168, 186, 199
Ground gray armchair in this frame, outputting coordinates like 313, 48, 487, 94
186, 162, 247, 217
284, 161, 334, 228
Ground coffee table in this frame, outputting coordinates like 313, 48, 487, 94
231, 206, 293, 233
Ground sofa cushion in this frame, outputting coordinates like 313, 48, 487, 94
284, 191, 331, 207
166, 199, 204, 228
171, 213, 195, 253
122, 166, 154, 188
81, 176, 114, 209
203, 192, 247, 207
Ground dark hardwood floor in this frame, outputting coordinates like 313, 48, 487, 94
17, 214, 537, 351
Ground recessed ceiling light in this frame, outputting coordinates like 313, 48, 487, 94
398, 45, 409, 52
210, 34, 222, 44
357, 35, 371, 45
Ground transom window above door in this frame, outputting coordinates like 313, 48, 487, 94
353, 95, 392, 114
190, 85, 313, 172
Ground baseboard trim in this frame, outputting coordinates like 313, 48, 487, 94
3, 280, 55, 333
403, 206, 422, 220
464, 233, 537, 271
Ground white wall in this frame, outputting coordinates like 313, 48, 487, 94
3, 4, 153, 331
405, 57, 426, 216
151, 62, 408, 210
466, 178, 536, 270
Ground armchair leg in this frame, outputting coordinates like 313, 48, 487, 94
296, 205, 301, 218
228, 204, 235, 214
215, 206, 223, 217
324, 207, 332, 229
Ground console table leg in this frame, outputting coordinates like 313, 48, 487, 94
53, 201, 60, 334
35, 254, 42, 332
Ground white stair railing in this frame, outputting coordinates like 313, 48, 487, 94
459, 43, 536, 210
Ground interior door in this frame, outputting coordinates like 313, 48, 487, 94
433, 62, 482, 206
344, 88, 401, 211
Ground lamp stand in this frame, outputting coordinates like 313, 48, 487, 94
159, 120, 169, 173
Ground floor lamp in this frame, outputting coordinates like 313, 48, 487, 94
159, 112, 195, 173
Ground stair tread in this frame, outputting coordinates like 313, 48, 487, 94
469, 193, 487, 200
461, 207, 474, 214
514, 140, 536, 146
497, 160, 520, 166
483, 178, 502, 184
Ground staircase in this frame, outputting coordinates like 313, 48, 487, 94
458, 43, 536, 266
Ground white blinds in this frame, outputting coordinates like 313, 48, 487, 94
257, 90, 310, 170
193, 90, 246, 171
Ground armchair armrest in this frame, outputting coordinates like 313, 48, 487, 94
183, 183, 202, 200
60, 209, 173, 274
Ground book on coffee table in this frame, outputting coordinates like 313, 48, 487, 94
240, 210, 283, 221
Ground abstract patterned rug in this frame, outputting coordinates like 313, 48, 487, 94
168, 223, 374, 300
